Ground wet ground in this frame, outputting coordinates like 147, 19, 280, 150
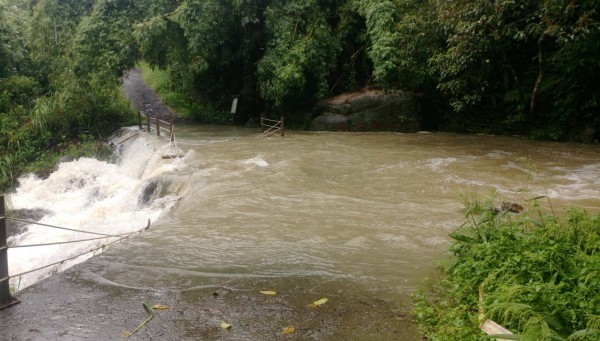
1, 256, 420, 340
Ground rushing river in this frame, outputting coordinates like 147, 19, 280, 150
5, 126, 600, 339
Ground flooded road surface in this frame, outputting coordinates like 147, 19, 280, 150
2, 126, 599, 340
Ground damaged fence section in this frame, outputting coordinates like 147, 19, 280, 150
259, 114, 285, 137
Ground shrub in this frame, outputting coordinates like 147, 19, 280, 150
414, 199, 600, 340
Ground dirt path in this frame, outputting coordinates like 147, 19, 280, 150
122, 68, 176, 121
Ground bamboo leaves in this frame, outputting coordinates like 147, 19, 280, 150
257, 0, 340, 109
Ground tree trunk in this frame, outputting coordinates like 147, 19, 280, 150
530, 31, 547, 113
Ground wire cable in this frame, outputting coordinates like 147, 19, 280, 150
9, 235, 117, 248
0, 222, 150, 284
6, 217, 130, 238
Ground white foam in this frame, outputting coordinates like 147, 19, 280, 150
424, 157, 457, 171
7, 130, 180, 290
243, 156, 269, 167
547, 163, 600, 200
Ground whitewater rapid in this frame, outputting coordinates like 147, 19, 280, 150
7, 129, 185, 290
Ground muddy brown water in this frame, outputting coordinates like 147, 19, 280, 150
2, 126, 599, 340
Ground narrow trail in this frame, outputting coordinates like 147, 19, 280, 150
121, 67, 176, 121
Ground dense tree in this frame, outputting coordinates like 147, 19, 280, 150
26, 0, 96, 86
257, 0, 340, 112
431, 0, 600, 139
0, 0, 29, 78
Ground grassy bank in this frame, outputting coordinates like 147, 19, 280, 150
413, 198, 600, 340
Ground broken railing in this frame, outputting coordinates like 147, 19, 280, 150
259, 114, 285, 137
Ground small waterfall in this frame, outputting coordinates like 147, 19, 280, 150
7, 129, 185, 290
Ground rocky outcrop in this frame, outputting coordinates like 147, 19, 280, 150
309, 90, 420, 132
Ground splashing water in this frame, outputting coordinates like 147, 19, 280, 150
7, 129, 182, 290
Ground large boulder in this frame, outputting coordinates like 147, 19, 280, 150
309, 90, 420, 132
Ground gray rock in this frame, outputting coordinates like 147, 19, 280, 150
310, 90, 421, 132
6, 208, 52, 238
309, 113, 351, 131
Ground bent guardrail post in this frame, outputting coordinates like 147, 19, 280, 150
0, 195, 12, 306
281, 116, 285, 137
146, 114, 151, 133
155, 116, 161, 137
138, 111, 143, 130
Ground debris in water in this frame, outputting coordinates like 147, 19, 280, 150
220, 321, 232, 329
500, 201, 524, 213
260, 290, 277, 296
308, 298, 328, 308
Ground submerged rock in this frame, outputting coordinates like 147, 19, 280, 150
6, 208, 52, 238
310, 90, 421, 132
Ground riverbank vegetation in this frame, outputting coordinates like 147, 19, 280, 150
413, 198, 600, 340
1, 1, 599, 178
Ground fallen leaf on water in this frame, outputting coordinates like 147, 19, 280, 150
282, 326, 295, 334
308, 298, 328, 308
260, 290, 277, 296
152, 304, 170, 310
220, 322, 232, 329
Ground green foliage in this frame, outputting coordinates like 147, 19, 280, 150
25, 0, 143, 139
355, 0, 439, 91
431, 0, 600, 139
414, 201, 600, 340
134, 0, 263, 122
26, 0, 96, 84
0, 0, 29, 78
69, 0, 140, 83
413, 277, 482, 340
257, 0, 340, 110
1, 0, 135, 190
127, 0, 599, 140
